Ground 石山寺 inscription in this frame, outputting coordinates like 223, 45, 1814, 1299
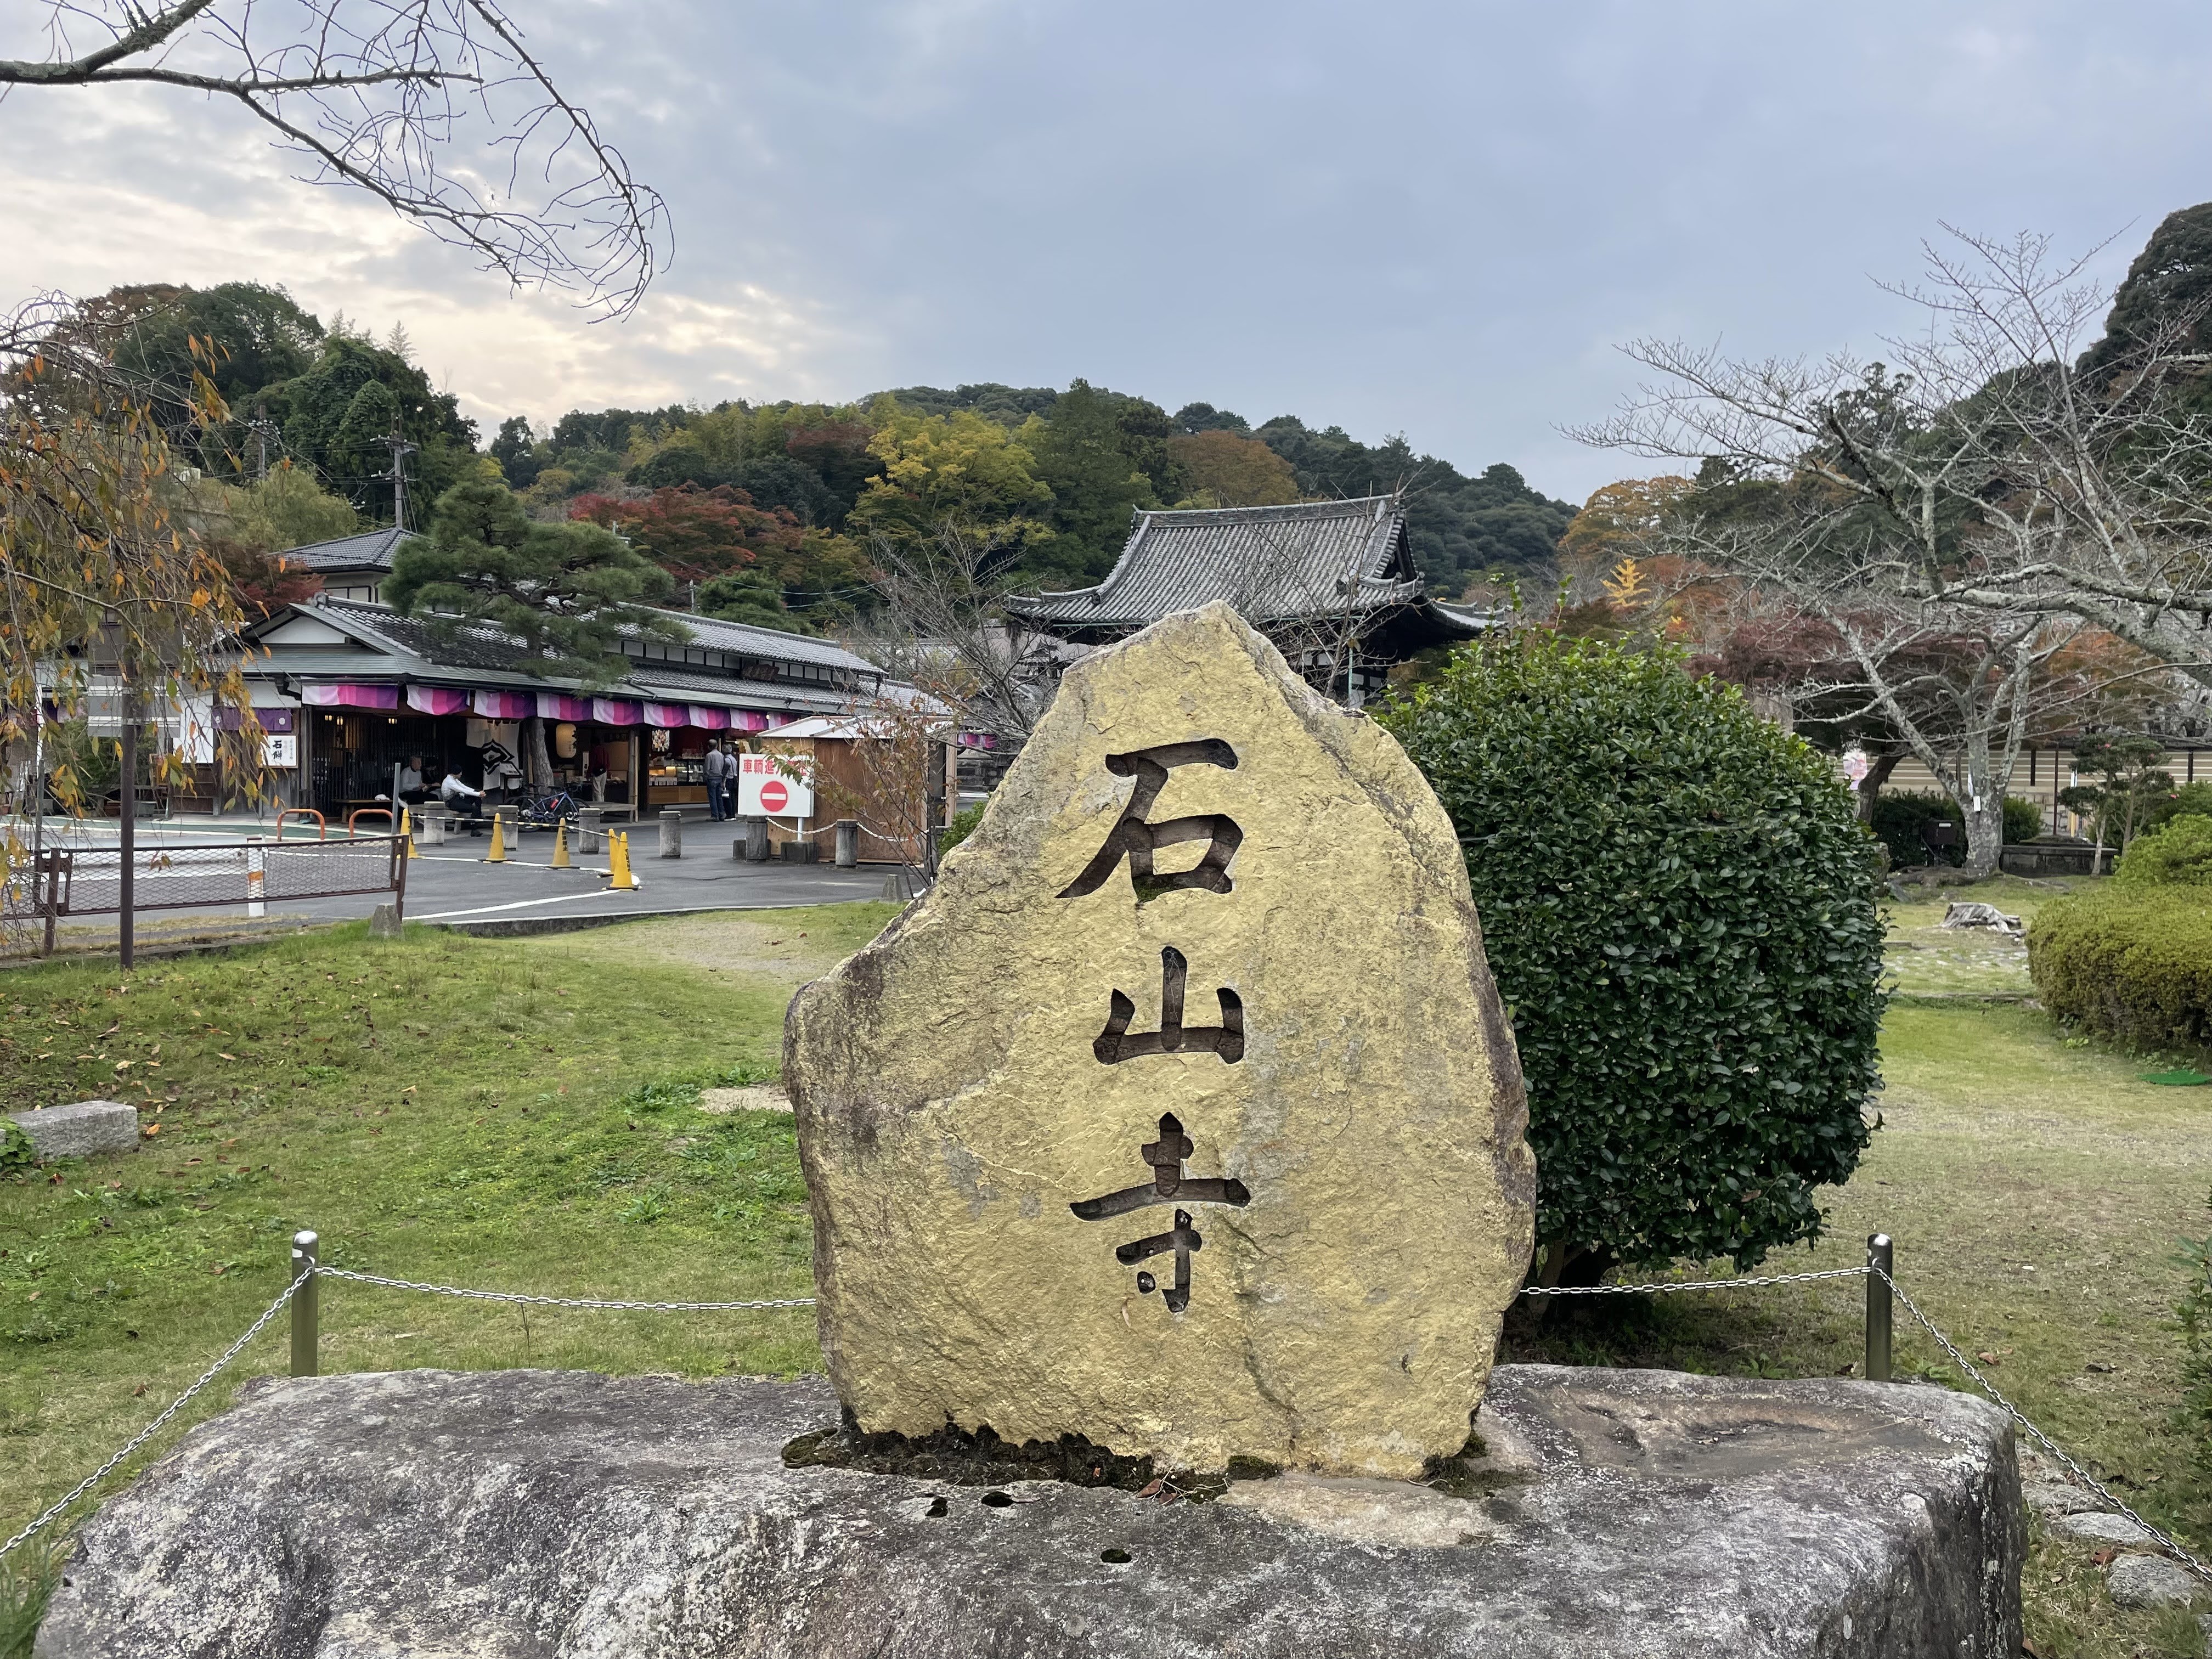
786, 602, 1535, 1476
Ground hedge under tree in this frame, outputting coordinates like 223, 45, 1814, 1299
1379, 636, 1886, 1284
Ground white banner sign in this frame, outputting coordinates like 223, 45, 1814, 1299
263, 734, 298, 769
737, 751, 814, 817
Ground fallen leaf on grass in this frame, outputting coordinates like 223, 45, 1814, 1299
218, 1053, 238, 1062
1977, 1351, 2001, 1365
131, 1383, 145, 1397
142, 1125, 160, 1138
2091, 1548, 2115, 1567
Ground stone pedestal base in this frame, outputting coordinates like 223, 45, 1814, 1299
35, 1365, 2022, 1658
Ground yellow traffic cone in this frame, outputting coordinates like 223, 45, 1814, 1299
551, 819, 572, 868
609, 830, 636, 890
487, 812, 506, 864
400, 805, 418, 859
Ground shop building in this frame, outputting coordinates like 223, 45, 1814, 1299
218, 594, 898, 825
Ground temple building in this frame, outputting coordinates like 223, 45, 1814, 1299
1003, 496, 1490, 707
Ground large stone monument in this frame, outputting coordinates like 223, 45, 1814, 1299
787, 602, 1535, 1476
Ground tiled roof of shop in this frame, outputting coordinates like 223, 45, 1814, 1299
246, 599, 890, 713
304, 597, 551, 672
652, 608, 879, 674
279, 527, 419, 573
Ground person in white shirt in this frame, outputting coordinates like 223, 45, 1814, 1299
394, 755, 426, 803
439, 772, 483, 809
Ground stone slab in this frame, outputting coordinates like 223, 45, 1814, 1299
2047, 1509, 2158, 1548
36, 1364, 2023, 1658
2108, 1551, 2203, 1611
7, 1099, 138, 1160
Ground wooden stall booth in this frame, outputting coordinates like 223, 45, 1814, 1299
755, 715, 958, 864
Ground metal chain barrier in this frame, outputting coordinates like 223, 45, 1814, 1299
1871, 1263, 2212, 1584
313, 1267, 815, 1312
0, 1277, 302, 1559
1520, 1265, 1872, 1297
9, 1239, 2208, 1596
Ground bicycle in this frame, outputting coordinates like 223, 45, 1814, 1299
517, 789, 584, 827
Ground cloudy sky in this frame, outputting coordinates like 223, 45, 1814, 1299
5, 0, 2211, 500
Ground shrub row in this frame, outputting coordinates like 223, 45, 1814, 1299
1869, 790, 2042, 868
2028, 885, 2212, 1050
2115, 814, 2212, 887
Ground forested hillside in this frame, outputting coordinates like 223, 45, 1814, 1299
84, 282, 1578, 629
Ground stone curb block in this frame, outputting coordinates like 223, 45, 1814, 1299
7, 1099, 139, 1160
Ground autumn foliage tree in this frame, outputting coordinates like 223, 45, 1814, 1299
569, 486, 805, 584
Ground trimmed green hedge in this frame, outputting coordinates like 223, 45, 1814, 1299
1379, 637, 1885, 1277
1871, 790, 1963, 868
2114, 815, 2212, 887
2029, 887, 2212, 1050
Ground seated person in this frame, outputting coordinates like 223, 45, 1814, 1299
439, 771, 485, 811
394, 755, 428, 804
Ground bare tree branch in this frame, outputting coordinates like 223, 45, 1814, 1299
1, 0, 668, 318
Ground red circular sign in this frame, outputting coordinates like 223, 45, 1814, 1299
759, 779, 789, 812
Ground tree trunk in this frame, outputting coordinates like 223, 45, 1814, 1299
522, 716, 553, 789
1963, 795, 2007, 878
1855, 752, 1899, 825
1951, 733, 2006, 878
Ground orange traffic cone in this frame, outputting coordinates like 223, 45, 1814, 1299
551, 820, 572, 868
486, 813, 507, 864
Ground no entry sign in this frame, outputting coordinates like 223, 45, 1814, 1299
737, 752, 815, 817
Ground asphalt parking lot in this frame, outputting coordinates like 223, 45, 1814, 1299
13, 816, 903, 955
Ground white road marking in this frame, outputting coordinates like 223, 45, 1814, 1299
411, 887, 643, 921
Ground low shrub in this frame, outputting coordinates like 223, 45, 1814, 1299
2029, 887, 2212, 1049
2004, 795, 2045, 845
940, 801, 985, 855
2115, 815, 2212, 887
1871, 790, 1965, 867
1380, 636, 1885, 1279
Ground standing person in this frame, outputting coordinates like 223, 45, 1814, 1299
704, 739, 729, 821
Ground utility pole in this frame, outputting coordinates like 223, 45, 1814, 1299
251, 399, 269, 482
99, 610, 136, 970
119, 684, 136, 971
385, 421, 421, 531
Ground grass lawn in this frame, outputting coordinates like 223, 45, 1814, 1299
0, 905, 899, 1567
4, 889, 2211, 1657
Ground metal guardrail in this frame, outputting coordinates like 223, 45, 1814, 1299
24, 833, 407, 921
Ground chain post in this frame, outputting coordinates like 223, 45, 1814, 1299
1865, 1233, 1893, 1383
290, 1231, 320, 1378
